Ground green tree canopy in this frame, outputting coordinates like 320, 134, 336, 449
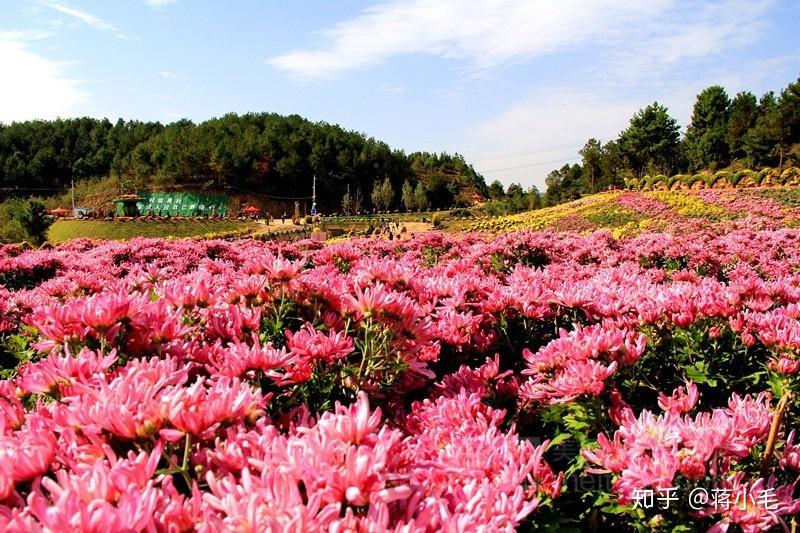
488, 180, 505, 199
545, 163, 583, 205
0, 114, 486, 213
684, 85, 731, 170
619, 102, 682, 177
413, 182, 429, 211
727, 91, 759, 161
579, 138, 603, 193
0, 198, 53, 245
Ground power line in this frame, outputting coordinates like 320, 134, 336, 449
478, 156, 580, 173
2, 183, 316, 201
0, 187, 70, 192
469, 143, 581, 162
225, 184, 313, 200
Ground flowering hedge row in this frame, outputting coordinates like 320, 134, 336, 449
625, 167, 800, 191
1, 226, 800, 531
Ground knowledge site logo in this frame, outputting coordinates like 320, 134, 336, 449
632, 485, 780, 511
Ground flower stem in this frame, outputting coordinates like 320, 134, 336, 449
182, 433, 192, 472
761, 390, 792, 477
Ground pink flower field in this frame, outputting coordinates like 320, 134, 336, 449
1, 222, 800, 531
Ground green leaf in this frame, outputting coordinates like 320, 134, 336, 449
767, 371, 785, 397
600, 503, 631, 515
565, 455, 587, 477
546, 432, 572, 449
683, 361, 718, 386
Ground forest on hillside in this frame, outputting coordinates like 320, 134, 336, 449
540, 76, 800, 205
0, 113, 487, 212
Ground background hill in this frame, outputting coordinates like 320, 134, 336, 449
0, 113, 487, 213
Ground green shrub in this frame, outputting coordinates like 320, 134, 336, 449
780, 167, 800, 184
666, 174, 683, 188
756, 167, 780, 185
682, 174, 704, 187
0, 198, 53, 245
710, 171, 732, 187
0, 219, 28, 244
449, 208, 473, 218
651, 174, 668, 188
731, 170, 757, 186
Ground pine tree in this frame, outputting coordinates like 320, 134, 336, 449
341, 185, 354, 215
726, 91, 759, 161
413, 182, 428, 211
619, 102, 681, 177
684, 86, 731, 171
401, 180, 414, 211
579, 138, 603, 194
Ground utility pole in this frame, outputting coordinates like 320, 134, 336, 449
311, 174, 317, 215
71, 178, 75, 215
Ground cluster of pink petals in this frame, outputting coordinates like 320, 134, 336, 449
0, 357, 557, 531
615, 193, 673, 217
657, 381, 700, 415
520, 323, 646, 405
285, 323, 354, 363
695, 189, 800, 221
584, 390, 781, 504
200, 392, 559, 531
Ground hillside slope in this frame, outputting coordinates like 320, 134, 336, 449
457, 187, 800, 235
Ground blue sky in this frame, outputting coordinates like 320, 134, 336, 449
1, 0, 798, 188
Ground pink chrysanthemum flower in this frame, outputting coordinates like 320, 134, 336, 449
657, 381, 699, 415
285, 323, 354, 363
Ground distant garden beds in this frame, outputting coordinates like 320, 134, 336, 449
321, 211, 442, 223
624, 167, 800, 191
47, 219, 260, 243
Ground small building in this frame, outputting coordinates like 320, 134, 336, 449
465, 193, 484, 205
47, 207, 70, 217
243, 206, 260, 218
73, 207, 93, 218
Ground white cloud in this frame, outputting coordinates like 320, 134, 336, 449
159, 70, 178, 79
43, 2, 127, 39
466, 91, 643, 188
268, 0, 772, 80
600, 0, 773, 86
375, 83, 404, 95
0, 30, 53, 41
144, 0, 179, 6
282, 0, 773, 188
467, 48, 788, 190
0, 34, 86, 123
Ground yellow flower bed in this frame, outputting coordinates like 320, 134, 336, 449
645, 191, 726, 219
463, 193, 622, 233
459, 188, 800, 236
